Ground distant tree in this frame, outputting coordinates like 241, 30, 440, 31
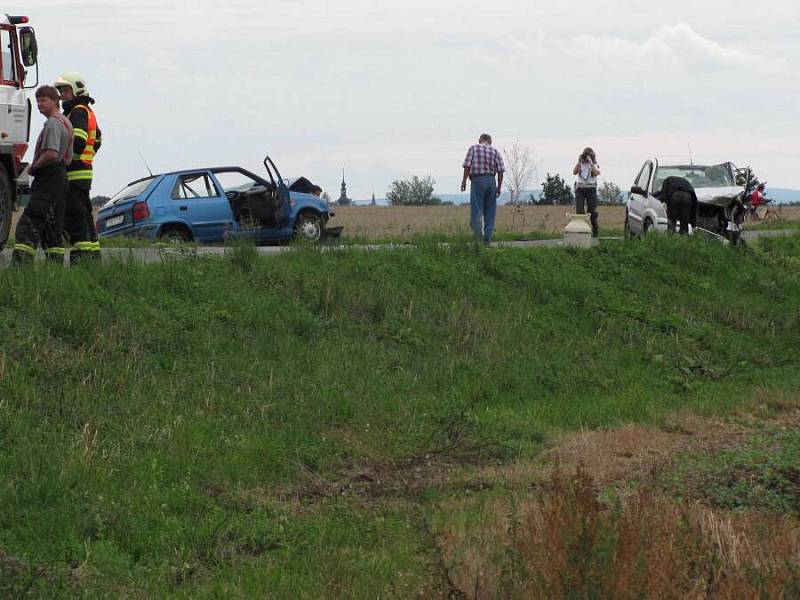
735, 166, 759, 187
503, 141, 540, 205
735, 166, 763, 197
539, 173, 573, 206
91, 195, 110, 207
598, 181, 624, 205
386, 175, 441, 206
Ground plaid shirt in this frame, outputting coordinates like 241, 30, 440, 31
463, 144, 505, 176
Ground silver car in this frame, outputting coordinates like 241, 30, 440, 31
625, 160, 746, 243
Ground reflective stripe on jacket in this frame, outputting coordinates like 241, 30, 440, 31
66, 104, 100, 182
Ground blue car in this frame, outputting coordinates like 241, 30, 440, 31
96, 156, 339, 244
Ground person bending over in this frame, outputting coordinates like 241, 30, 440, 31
653, 176, 698, 235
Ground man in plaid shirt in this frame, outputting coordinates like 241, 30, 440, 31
461, 133, 505, 243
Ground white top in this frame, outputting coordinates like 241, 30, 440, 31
576, 160, 598, 187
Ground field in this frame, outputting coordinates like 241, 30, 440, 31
330, 205, 626, 239
2, 234, 800, 597
330, 204, 800, 240
9, 204, 800, 245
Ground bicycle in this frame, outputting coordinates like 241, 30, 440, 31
745, 199, 780, 223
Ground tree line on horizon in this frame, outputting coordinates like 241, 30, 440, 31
382, 173, 625, 206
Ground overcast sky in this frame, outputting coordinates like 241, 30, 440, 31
17, 0, 800, 199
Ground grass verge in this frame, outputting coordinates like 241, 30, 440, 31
1, 234, 799, 597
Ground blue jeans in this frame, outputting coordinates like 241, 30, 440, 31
469, 175, 497, 243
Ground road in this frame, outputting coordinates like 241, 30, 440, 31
0, 229, 795, 268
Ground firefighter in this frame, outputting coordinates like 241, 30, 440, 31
12, 86, 73, 264
54, 72, 103, 263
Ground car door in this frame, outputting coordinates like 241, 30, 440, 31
170, 171, 231, 243
627, 161, 652, 234
210, 167, 275, 241
262, 156, 291, 229
645, 157, 662, 215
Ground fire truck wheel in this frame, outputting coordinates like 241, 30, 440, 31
0, 167, 13, 251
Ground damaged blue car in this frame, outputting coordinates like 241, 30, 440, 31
96, 156, 340, 244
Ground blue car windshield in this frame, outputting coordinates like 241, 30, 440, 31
107, 178, 154, 206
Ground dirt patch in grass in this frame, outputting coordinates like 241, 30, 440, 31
288, 438, 510, 505
225, 396, 800, 513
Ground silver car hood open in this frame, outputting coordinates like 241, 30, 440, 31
695, 186, 743, 207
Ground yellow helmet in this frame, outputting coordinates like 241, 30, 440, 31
54, 71, 89, 97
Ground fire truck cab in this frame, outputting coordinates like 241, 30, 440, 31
0, 13, 37, 249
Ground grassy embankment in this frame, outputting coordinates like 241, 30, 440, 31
2, 235, 800, 598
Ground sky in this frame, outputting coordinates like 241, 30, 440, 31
15, 0, 800, 199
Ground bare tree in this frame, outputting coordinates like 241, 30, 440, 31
503, 141, 540, 205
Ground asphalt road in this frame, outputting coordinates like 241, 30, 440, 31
0, 229, 795, 268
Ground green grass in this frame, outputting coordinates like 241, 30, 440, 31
1, 235, 800, 597
661, 424, 800, 514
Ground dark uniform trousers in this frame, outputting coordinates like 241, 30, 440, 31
64, 179, 98, 261
12, 163, 68, 263
667, 190, 693, 235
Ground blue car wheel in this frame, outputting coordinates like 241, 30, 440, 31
293, 212, 323, 242
159, 226, 193, 244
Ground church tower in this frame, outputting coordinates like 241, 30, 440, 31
337, 169, 351, 206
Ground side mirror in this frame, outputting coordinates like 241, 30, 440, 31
19, 27, 38, 67
630, 186, 647, 196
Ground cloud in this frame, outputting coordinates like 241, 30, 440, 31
22, 3, 800, 196
569, 22, 784, 74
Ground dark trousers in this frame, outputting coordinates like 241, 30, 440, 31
575, 186, 598, 236
64, 181, 99, 261
13, 163, 68, 263
667, 191, 693, 235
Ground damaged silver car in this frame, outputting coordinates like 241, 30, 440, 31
625, 160, 748, 245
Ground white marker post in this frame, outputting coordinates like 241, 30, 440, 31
563, 214, 593, 247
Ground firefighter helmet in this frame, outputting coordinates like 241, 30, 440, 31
54, 71, 89, 97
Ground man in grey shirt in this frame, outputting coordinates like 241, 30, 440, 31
12, 85, 73, 263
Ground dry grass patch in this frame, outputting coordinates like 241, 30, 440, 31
432, 465, 800, 599
330, 205, 626, 240
428, 400, 800, 599
547, 415, 752, 489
